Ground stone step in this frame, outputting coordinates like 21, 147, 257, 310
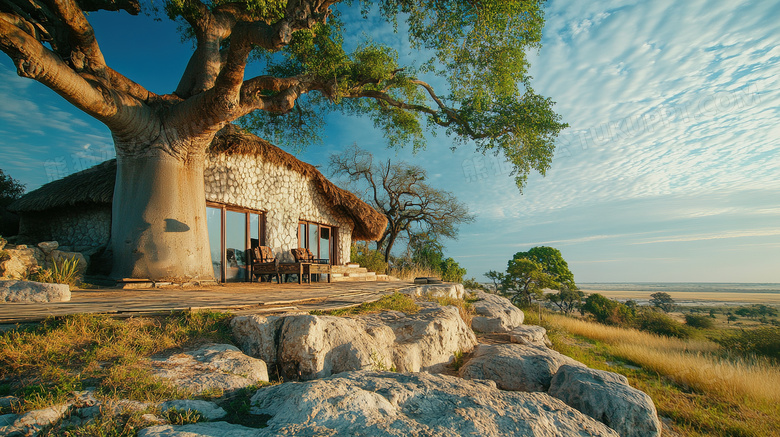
375, 274, 401, 282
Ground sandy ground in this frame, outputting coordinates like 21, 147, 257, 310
578, 289, 780, 306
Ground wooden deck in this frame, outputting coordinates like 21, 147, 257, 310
0, 281, 416, 325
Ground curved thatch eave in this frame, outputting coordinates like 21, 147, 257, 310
8, 159, 116, 213
11, 125, 387, 241
210, 125, 387, 241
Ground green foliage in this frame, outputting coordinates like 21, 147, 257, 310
715, 327, 780, 362
734, 305, 778, 320
29, 255, 82, 287
350, 242, 388, 274
684, 314, 715, 329
0, 168, 25, 208
461, 277, 487, 291
582, 293, 618, 323
162, 407, 204, 425
650, 292, 676, 313
243, 1, 566, 190
634, 310, 692, 339
451, 350, 466, 371
484, 270, 505, 292
502, 247, 575, 307
439, 257, 467, 283
546, 286, 584, 315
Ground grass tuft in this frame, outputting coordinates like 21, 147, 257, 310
316, 292, 420, 316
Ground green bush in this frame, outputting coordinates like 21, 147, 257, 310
582, 293, 633, 325
439, 257, 466, 283
350, 243, 388, 274
715, 327, 780, 362
461, 277, 487, 290
684, 314, 715, 329
634, 310, 692, 339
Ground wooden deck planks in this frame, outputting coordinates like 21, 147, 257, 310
0, 281, 414, 324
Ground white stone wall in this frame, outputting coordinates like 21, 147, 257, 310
204, 154, 354, 264
19, 206, 110, 249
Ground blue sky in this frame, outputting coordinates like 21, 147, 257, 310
1, 0, 779, 283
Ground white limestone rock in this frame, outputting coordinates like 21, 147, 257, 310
0, 279, 70, 303
0, 403, 69, 436
232, 303, 477, 380
399, 283, 466, 300
138, 371, 619, 437
459, 343, 583, 392
549, 364, 662, 437
36, 241, 59, 255
0, 247, 44, 279
509, 325, 553, 347
470, 291, 525, 333
160, 400, 227, 421
149, 344, 268, 395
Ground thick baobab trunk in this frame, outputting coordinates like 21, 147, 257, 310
109, 152, 213, 281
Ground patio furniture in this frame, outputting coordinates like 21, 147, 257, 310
285, 248, 331, 283
251, 246, 280, 283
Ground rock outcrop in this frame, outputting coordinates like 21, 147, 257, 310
470, 291, 524, 333
231, 303, 477, 380
459, 343, 583, 392
398, 283, 466, 300
138, 371, 619, 437
549, 364, 662, 437
149, 344, 269, 395
0, 279, 70, 303
509, 325, 553, 347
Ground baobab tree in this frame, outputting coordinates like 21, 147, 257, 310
0, 0, 567, 280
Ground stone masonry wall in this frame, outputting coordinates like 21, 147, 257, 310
204, 154, 354, 264
19, 206, 110, 249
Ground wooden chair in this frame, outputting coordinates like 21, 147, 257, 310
251, 246, 280, 283
290, 248, 331, 283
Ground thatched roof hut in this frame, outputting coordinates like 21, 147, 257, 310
10, 125, 386, 241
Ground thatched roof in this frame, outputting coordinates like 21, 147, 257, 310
10, 125, 387, 241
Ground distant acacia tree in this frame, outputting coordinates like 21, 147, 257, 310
547, 285, 584, 315
484, 270, 506, 293
650, 292, 675, 313
499, 246, 576, 307
329, 144, 474, 262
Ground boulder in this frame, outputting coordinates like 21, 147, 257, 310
138, 371, 619, 437
149, 344, 268, 395
399, 283, 466, 299
232, 303, 477, 380
0, 279, 70, 303
0, 403, 70, 436
37, 241, 59, 255
160, 400, 227, 421
48, 250, 88, 280
459, 343, 583, 392
549, 364, 661, 437
470, 291, 524, 333
0, 247, 44, 279
509, 325, 553, 347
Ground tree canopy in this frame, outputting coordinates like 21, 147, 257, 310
1, 0, 566, 189
498, 246, 576, 307
0, 169, 25, 208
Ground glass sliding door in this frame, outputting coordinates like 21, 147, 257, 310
206, 206, 223, 281
207, 203, 265, 282
225, 210, 248, 282
319, 226, 331, 263
298, 221, 334, 264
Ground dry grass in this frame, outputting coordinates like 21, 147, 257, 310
547, 314, 718, 354
546, 314, 780, 403
316, 292, 420, 316
0, 311, 233, 413
388, 265, 441, 281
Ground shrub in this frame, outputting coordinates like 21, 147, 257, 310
684, 314, 715, 329
439, 257, 466, 283
583, 293, 632, 325
634, 310, 692, 339
461, 277, 487, 291
715, 327, 780, 362
29, 255, 82, 287
350, 243, 387, 274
